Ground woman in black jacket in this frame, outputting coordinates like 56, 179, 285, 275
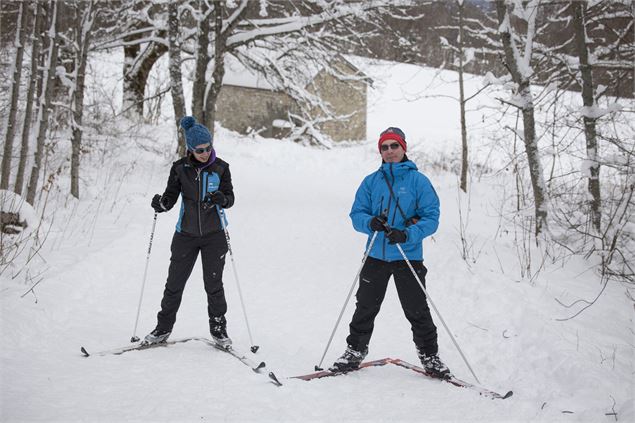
144, 116, 234, 348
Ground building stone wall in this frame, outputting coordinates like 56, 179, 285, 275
216, 57, 368, 142
216, 85, 298, 138
308, 58, 367, 142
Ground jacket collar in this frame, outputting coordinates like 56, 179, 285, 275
379, 157, 417, 175
186, 150, 216, 170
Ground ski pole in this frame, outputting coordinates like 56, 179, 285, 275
315, 231, 380, 371
130, 212, 158, 343
394, 242, 481, 384
216, 206, 259, 353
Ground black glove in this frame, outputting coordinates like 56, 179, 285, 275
369, 216, 388, 232
151, 194, 168, 213
202, 191, 226, 209
387, 229, 407, 244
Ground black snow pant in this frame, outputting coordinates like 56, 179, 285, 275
156, 230, 228, 332
346, 256, 439, 355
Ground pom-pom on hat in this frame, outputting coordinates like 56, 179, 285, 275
378, 127, 406, 152
180, 116, 212, 151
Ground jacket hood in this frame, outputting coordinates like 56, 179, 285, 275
380, 160, 418, 176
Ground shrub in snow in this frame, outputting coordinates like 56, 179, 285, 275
0, 190, 37, 236
0, 190, 40, 274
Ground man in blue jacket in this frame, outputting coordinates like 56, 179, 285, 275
144, 116, 234, 348
330, 127, 450, 379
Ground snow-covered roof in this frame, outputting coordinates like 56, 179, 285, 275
222, 54, 277, 90
222, 52, 372, 91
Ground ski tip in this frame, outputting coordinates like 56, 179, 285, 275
268, 372, 283, 387
250, 345, 260, 354
502, 391, 513, 399
80, 347, 90, 357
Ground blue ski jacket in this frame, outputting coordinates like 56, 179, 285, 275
350, 160, 440, 262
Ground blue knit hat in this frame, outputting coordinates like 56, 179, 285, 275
180, 116, 212, 151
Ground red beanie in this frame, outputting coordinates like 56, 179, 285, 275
378, 127, 407, 152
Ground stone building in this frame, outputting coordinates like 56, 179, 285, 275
216, 55, 371, 142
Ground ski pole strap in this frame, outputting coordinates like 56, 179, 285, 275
380, 168, 420, 227
380, 168, 408, 222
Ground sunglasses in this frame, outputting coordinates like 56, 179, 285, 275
380, 142, 401, 152
192, 145, 212, 154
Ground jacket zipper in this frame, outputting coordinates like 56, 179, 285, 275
383, 169, 392, 261
196, 168, 202, 236
386, 163, 401, 260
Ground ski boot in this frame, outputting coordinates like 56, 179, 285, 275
143, 327, 171, 345
329, 345, 368, 372
418, 350, 451, 379
210, 316, 232, 349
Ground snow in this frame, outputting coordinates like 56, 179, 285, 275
222, 54, 277, 90
463, 47, 475, 66
272, 119, 292, 128
483, 71, 508, 86
580, 159, 593, 178
259, 0, 268, 17
1, 54, 634, 423
579, 103, 623, 119
0, 190, 38, 235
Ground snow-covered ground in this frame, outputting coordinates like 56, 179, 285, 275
1, 56, 633, 422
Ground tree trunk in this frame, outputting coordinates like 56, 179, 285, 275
203, 0, 252, 133
13, 1, 42, 196
123, 35, 167, 119
70, 1, 95, 199
572, 1, 601, 235
122, 37, 141, 118
26, 0, 60, 206
458, 0, 468, 193
519, 85, 548, 233
1, 1, 28, 190
34, 8, 48, 107
204, 0, 226, 133
168, 1, 187, 156
495, 0, 548, 236
192, 0, 210, 123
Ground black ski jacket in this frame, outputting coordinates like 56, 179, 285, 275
160, 155, 234, 236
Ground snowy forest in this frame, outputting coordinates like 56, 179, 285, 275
1, 1, 634, 422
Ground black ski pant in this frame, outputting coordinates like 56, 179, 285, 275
156, 230, 228, 332
346, 256, 439, 355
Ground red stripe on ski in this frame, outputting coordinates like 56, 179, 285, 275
291, 358, 394, 380
292, 357, 512, 399
389, 359, 513, 400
